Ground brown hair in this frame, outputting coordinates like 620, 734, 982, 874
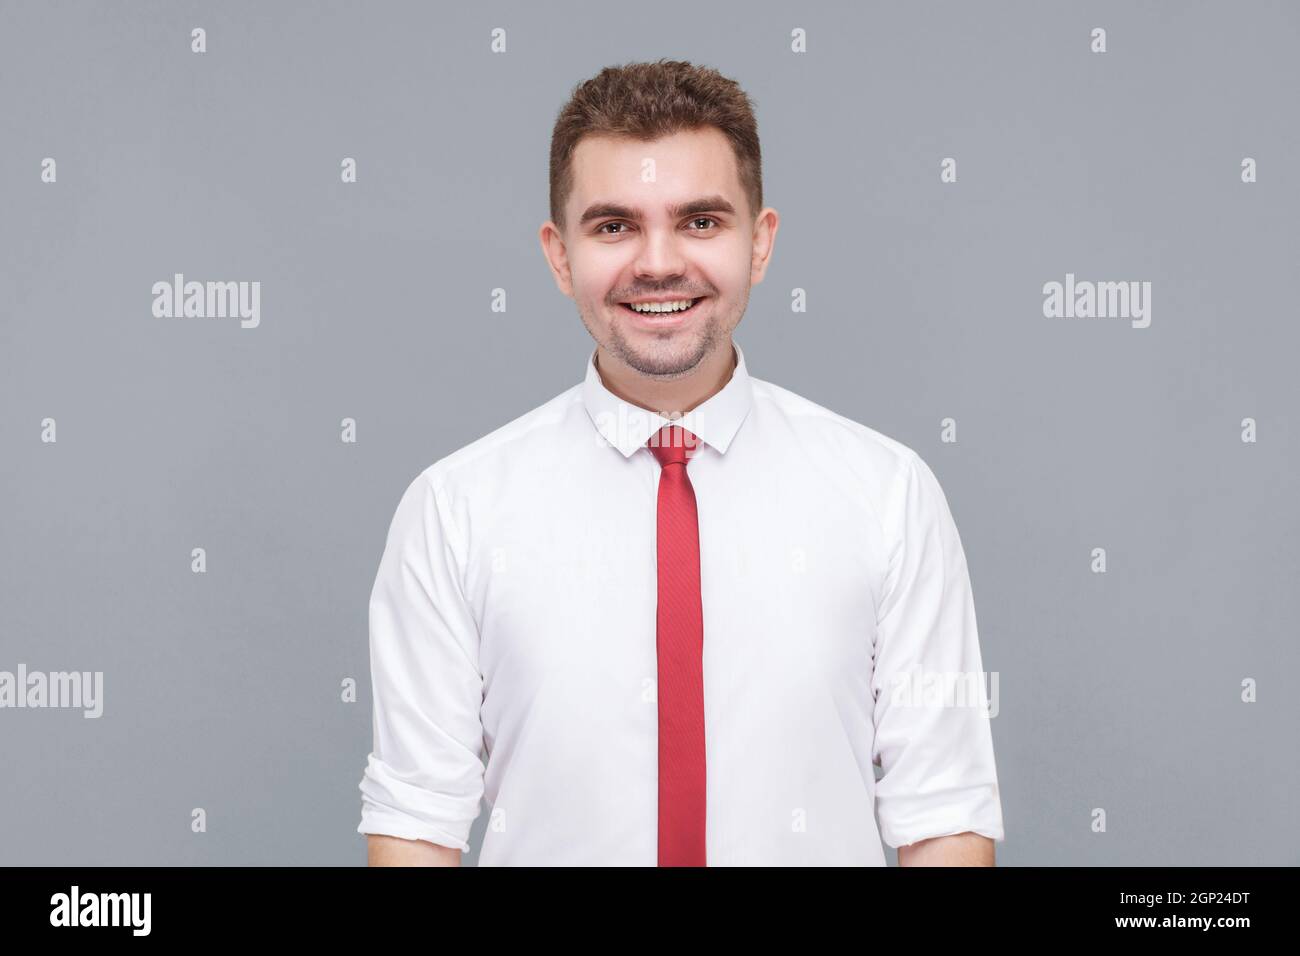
548, 59, 762, 232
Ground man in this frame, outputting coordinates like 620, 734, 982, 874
358, 60, 1004, 866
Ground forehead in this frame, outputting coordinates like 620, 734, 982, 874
568, 127, 743, 210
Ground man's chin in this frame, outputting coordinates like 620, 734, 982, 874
613, 333, 714, 379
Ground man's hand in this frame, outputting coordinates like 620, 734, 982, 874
367, 834, 462, 866
897, 831, 994, 866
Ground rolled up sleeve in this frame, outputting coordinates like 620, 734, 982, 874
870, 451, 1005, 849
357, 470, 485, 852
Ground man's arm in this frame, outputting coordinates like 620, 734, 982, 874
356, 473, 487, 861
367, 833, 462, 867
869, 452, 1006, 853
897, 831, 994, 867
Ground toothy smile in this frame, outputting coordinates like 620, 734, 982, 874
619, 297, 704, 315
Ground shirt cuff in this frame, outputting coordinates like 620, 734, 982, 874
876, 781, 1005, 849
356, 753, 479, 853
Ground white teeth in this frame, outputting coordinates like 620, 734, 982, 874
627, 298, 694, 313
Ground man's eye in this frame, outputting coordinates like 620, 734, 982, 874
598, 218, 716, 235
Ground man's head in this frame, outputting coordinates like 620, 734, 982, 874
540, 60, 778, 382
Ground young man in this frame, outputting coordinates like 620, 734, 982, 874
359, 60, 1004, 866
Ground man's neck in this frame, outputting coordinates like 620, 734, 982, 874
594, 339, 737, 419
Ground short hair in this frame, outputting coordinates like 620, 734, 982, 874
548, 59, 763, 232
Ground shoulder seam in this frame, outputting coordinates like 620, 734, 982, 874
429, 387, 583, 484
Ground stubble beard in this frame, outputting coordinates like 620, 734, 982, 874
584, 297, 736, 381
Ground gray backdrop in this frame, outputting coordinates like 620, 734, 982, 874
1, 0, 1296, 866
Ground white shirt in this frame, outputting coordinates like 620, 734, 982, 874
357, 339, 1005, 865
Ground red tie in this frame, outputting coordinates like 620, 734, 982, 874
648, 423, 707, 867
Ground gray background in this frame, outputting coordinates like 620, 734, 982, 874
1, 0, 1296, 865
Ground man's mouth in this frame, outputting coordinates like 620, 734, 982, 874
617, 296, 706, 319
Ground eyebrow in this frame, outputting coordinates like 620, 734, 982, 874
578, 195, 737, 226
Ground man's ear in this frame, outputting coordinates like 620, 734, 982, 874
539, 221, 574, 297
749, 207, 779, 287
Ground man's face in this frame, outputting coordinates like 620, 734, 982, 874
542, 126, 775, 380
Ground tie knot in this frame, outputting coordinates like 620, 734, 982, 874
648, 424, 701, 468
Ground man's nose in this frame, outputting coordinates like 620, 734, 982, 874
632, 228, 688, 279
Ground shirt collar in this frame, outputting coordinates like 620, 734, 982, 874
582, 339, 754, 458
